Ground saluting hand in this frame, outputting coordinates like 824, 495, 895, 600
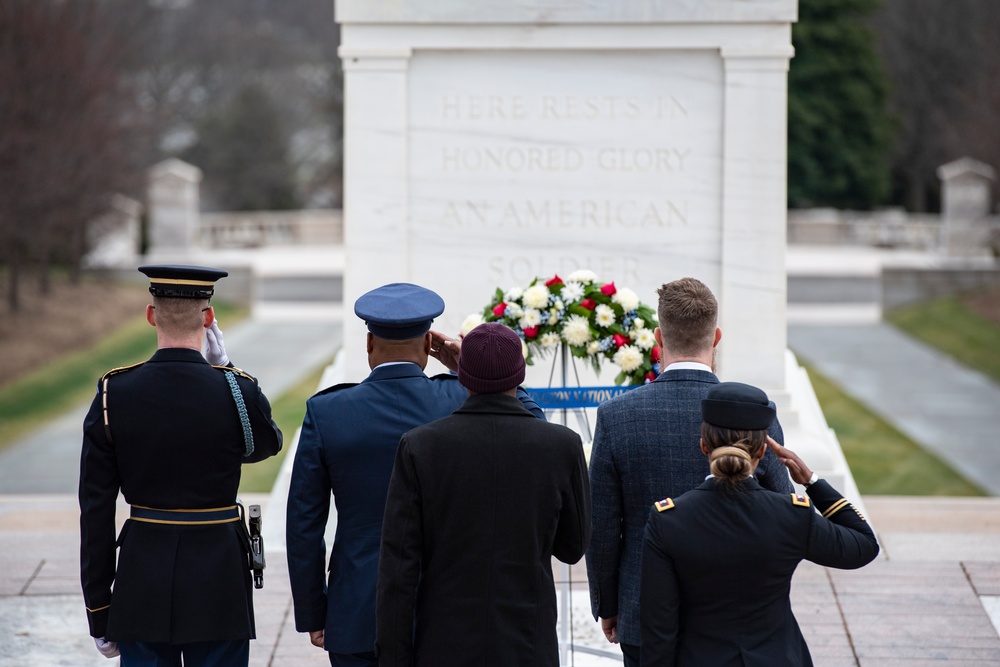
429, 330, 461, 372
205, 320, 230, 367
767, 436, 814, 486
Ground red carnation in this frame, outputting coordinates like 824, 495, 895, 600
545, 274, 563, 287
650, 346, 660, 363
600, 282, 617, 297
523, 326, 540, 339
580, 298, 596, 310
613, 333, 629, 348
492, 302, 507, 317
645, 371, 658, 383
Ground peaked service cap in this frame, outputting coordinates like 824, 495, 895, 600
701, 381, 776, 431
354, 283, 445, 340
138, 265, 228, 299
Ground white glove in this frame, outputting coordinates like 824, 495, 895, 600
94, 637, 119, 659
205, 320, 230, 366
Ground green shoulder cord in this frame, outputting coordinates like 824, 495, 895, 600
224, 370, 255, 458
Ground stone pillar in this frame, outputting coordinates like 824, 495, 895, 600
937, 157, 996, 257
718, 48, 793, 398
341, 51, 413, 366
147, 158, 202, 256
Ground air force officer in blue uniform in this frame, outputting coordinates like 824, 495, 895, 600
285, 283, 543, 666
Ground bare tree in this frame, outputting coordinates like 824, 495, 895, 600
873, 0, 1000, 211
0, 0, 149, 311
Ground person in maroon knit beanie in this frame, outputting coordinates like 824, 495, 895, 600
376, 322, 592, 666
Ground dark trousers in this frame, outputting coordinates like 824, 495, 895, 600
329, 651, 377, 667
621, 642, 640, 667
118, 640, 249, 667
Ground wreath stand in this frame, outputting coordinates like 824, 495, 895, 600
538, 343, 625, 665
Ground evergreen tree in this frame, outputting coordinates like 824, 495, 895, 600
184, 83, 300, 211
788, 0, 895, 209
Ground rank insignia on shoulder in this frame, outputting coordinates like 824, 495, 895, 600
215, 365, 254, 382
655, 498, 675, 512
791, 493, 811, 508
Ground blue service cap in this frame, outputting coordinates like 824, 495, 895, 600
354, 283, 445, 340
138, 264, 228, 299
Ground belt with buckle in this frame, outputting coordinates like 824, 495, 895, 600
129, 504, 240, 525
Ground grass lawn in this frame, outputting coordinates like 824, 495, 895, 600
804, 363, 985, 496
239, 361, 331, 494
0, 301, 245, 449
886, 294, 1000, 385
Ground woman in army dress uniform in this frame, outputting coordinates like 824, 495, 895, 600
639, 382, 879, 667
79, 265, 283, 666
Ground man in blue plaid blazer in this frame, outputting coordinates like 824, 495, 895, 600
585, 277, 793, 666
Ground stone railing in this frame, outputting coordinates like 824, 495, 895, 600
199, 209, 343, 248
790, 208, 948, 250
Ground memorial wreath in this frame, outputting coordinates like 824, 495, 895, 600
463, 270, 661, 386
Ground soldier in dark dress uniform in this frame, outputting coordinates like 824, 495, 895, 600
639, 382, 880, 667
79, 265, 283, 666
285, 283, 542, 667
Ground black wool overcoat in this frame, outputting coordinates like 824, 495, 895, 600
376, 393, 591, 666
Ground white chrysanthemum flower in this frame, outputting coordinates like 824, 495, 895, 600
505, 302, 523, 319
586, 341, 601, 355
594, 304, 616, 327
612, 287, 640, 312
553, 299, 564, 311
504, 287, 523, 302
561, 315, 593, 346
560, 281, 585, 303
567, 269, 598, 283
613, 345, 644, 372
635, 328, 656, 350
633, 318, 645, 330
460, 313, 484, 337
547, 309, 560, 325
519, 308, 542, 329
522, 284, 551, 309
540, 332, 561, 348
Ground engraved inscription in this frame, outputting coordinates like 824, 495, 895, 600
488, 255, 643, 286
440, 94, 688, 121
438, 199, 688, 229
440, 146, 690, 173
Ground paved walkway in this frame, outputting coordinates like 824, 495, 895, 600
789, 323, 1000, 496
